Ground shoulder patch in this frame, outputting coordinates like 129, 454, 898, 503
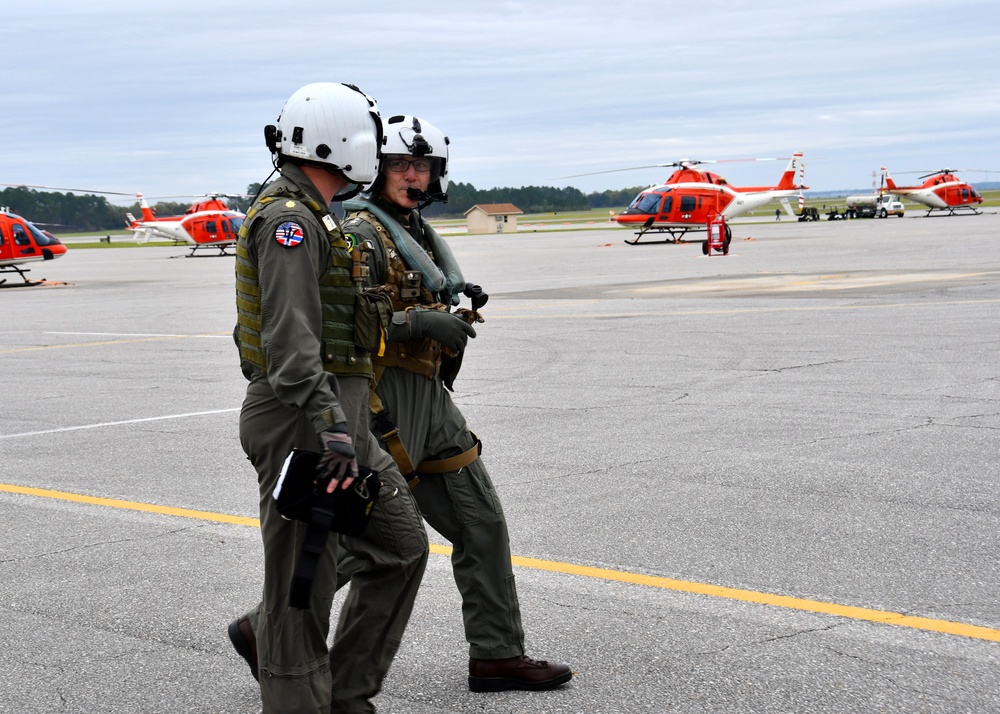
275, 221, 304, 247
344, 232, 357, 252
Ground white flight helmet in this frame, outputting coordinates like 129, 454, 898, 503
382, 115, 450, 197
267, 82, 383, 190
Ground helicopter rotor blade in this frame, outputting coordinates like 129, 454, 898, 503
894, 168, 995, 180
555, 155, 804, 180
555, 165, 668, 179
0, 183, 134, 196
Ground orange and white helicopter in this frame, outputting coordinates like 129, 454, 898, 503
609, 152, 807, 248
881, 168, 985, 216
126, 193, 245, 255
0, 207, 67, 285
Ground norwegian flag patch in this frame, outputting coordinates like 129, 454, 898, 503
275, 221, 304, 247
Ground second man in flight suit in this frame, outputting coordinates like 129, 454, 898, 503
339, 114, 572, 693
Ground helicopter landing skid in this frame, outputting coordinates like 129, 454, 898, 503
0, 264, 44, 286
186, 243, 236, 257
624, 226, 698, 246
923, 206, 983, 217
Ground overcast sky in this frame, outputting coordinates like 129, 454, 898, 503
4, 0, 999, 204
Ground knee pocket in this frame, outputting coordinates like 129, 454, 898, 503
441, 457, 503, 527
357, 472, 428, 562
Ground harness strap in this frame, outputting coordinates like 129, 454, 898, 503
369, 365, 421, 488
416, 436, 482, 474
368, 366, 482, 486
289, 504, 335, 609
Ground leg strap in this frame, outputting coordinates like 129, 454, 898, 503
416, 434, 482, 474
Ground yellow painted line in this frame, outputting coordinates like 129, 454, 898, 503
505, 554, 1000, 643
3, 482, 998, 644
0, 483, 259, 527
0, 332, 229, 354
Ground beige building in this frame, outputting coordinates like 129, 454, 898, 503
464, 203, 523, 234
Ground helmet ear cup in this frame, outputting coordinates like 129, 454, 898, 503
272, 83, 382, 188
264, 125, 282, 153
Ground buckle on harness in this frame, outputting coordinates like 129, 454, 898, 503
372, 410, 396, 438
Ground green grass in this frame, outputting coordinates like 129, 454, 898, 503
68, 241, 180, 249
57, 189, 1000, 247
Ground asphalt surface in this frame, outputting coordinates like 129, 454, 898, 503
2, 214, 998, 713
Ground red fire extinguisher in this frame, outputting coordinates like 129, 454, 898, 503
704, 216, 729, 256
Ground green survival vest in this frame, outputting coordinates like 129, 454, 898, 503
235, 182, 373, 379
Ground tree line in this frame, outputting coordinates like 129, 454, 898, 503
420, 183, 641, 218
1, 183, 645, 233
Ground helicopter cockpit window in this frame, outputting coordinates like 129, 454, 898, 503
26, 221, 55, 245
12, 223, 31, 246
230, 216, 245, 233
659, 196, 673, 215
627, 193, 664, 215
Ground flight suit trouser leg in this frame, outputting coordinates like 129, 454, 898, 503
349, 368, 525, 660
241, 376, 427, 714
328, 376, 428, 714
414, 448, 525, 660
240, 377, 339, 714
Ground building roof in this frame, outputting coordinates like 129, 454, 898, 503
463, 203, 524, 216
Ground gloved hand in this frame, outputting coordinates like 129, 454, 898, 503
316, 424, 358, 492
403, 309, 477, 353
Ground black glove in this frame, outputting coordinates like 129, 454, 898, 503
316, 424, 358, 489
403, 309, 476, 353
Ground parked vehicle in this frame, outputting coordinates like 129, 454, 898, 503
845, 193, 905, 219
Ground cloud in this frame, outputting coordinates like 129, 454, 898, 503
2, 0, 998, 200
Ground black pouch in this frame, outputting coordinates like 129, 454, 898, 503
273, 449, 381, 537
274, 449, 382, 609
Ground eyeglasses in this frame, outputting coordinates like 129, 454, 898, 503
386, 157, 433, 173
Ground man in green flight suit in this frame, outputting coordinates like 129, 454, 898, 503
340, 114, 572, 692
229, 83, 428, 714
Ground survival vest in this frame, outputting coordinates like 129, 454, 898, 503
235, 181, 374, 379
343, 201, 448, 379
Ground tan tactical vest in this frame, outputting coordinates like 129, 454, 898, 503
347, 208, 444, 379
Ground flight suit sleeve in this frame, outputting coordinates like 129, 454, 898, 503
252, 205, 347, 433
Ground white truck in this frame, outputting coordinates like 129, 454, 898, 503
845, 193, 905, 219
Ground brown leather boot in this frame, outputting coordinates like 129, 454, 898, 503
469, 655, 572, 692
227, 614, 259, 682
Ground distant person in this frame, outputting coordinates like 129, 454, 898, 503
775, 208, 781, 221
229, 82, 428, 714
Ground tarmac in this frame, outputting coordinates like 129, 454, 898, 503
1, 213, 998, 713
